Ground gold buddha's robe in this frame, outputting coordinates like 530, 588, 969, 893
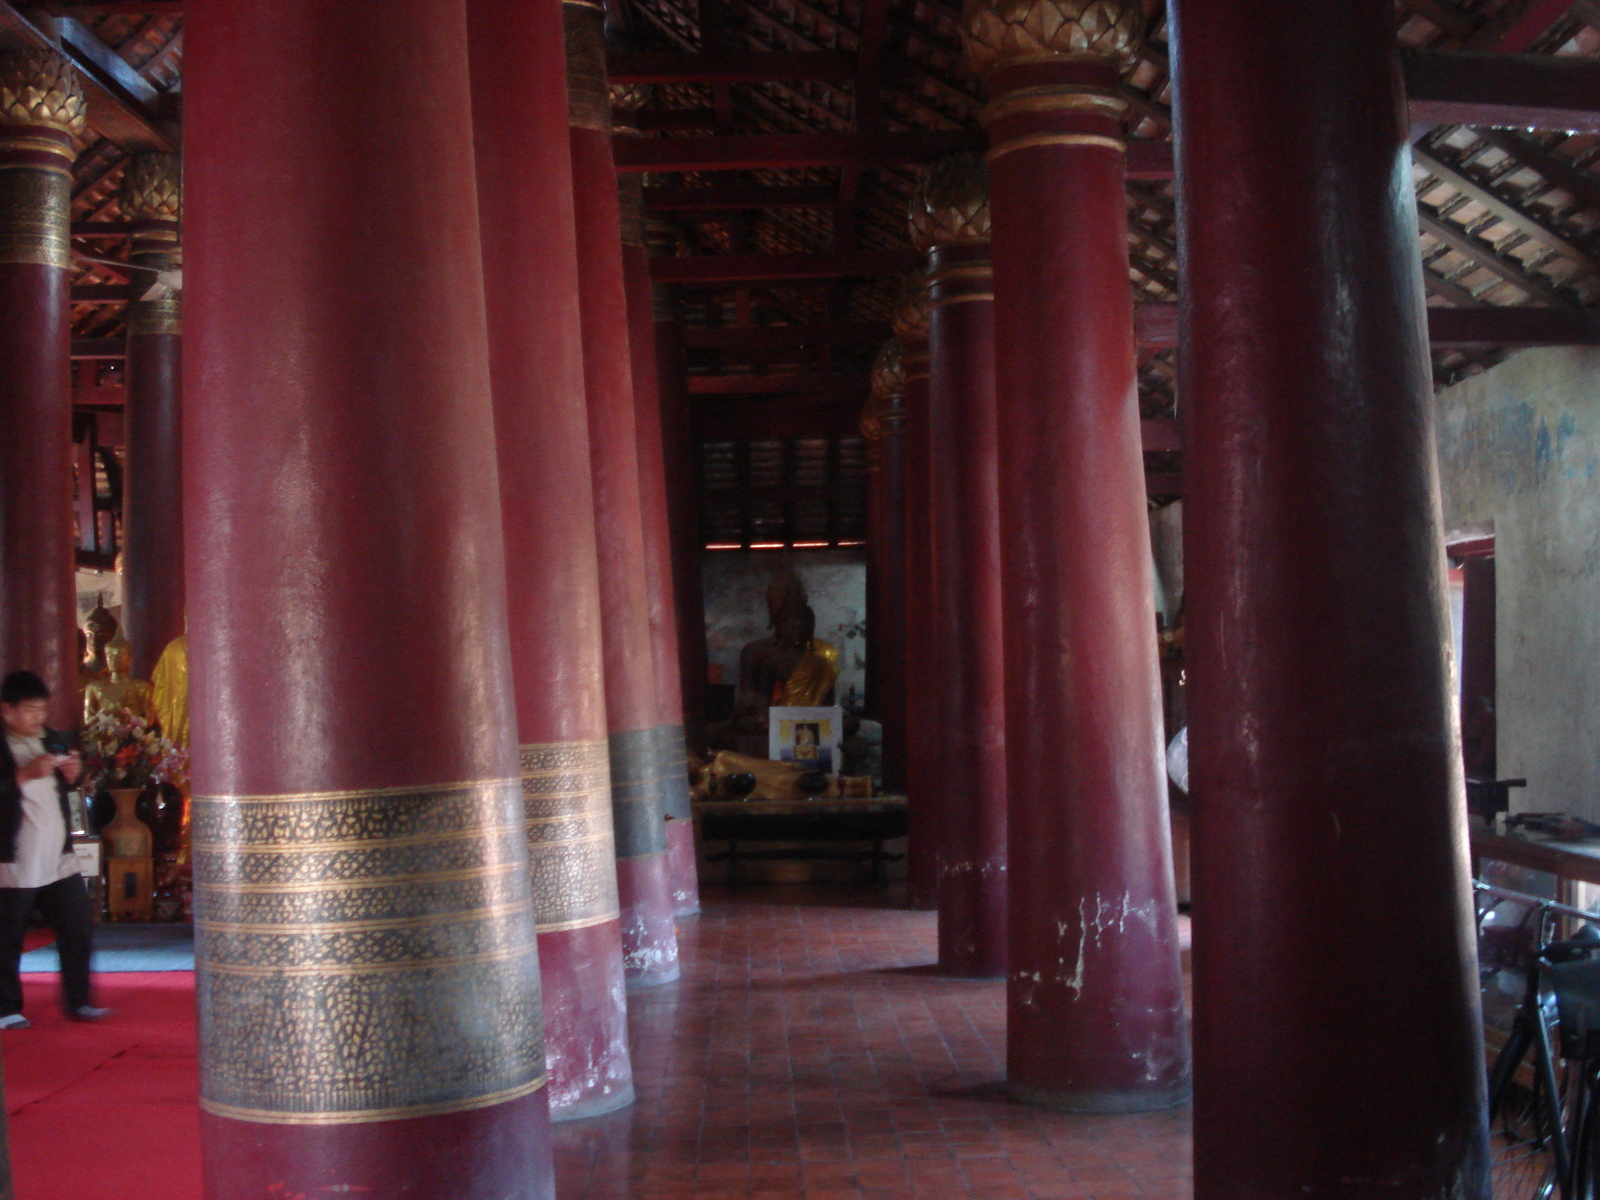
772, 639, 841, 707
151, 634, 188, 750
83, 675, 157, 726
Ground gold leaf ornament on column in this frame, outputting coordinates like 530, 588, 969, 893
891, 269, 932, 346
862, 340, 907, 442
909, 153, 991, 251
0, 47, 87, 135
120, 153, 182, 221
959, 0, 1142, 76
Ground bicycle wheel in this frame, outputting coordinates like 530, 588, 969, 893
1491, 1073, 1565, 1200
1489, 1003, 1573, 1200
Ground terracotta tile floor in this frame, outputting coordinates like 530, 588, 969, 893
553, 885, 1193, 1200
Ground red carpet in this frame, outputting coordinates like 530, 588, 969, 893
4, 972, 201, 1200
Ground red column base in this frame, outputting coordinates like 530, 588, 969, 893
539, 921, 635, 1120
201, 1088, 553, 1200
617, 854, 680, 987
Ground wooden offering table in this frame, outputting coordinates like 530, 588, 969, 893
693, 795, 909, 884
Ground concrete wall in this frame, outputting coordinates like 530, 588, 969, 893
1434, 345, 1600, 819
700, 548, 868, 712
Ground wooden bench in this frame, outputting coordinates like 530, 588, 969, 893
694, 796, 909, 884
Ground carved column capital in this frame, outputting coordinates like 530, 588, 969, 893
121, 153, 182, 335
120, 152, 182, 222
959, 0, 1142, 78
892, 269, 932, 345
0, 47, 87, 140
0, 48, 84, 269
863, 339, 907, 441
909, 153, 991, 251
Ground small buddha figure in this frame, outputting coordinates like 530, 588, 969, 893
151, 633, 189, 750
83, 596, 118, 678
82, 632, 158, 725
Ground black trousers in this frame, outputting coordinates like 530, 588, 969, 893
0, 874, 94, 1015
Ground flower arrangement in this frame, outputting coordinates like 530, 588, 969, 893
80, 710, 188, 794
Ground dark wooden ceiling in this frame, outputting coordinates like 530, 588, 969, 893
30, 1, 1600, 438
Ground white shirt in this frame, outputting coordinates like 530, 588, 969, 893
2, 734, 80, 890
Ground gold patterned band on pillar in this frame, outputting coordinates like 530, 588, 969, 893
563, 0, 611, 134
617, 173, 646, 250
656, 725, 692, 823
521, 740, 621, 932
191, 778, 547, 1125
0, 158, 71, 268
0, 49, 86, 265
608, 728, 667, 860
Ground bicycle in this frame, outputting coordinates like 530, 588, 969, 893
1477, 883, 1600, 1199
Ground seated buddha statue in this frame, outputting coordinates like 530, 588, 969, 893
82, 632, 158, 726
708, 565, 843, 755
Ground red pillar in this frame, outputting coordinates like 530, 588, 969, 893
961, 6, 1188, 1106
863, 342, 909, 797
653, 282, 711, 757
121, 153, 184, 680
911, 158, 1008, 978
0, 48, 83, 728
565, 0, 679, 985
1170, 1, 1490, 1191
618, 170, 700, 918
466, 0, 633, 1120
894, 270, 938, 909
184, 3, 552, 1196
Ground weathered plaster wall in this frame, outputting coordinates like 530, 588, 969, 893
1434, 345, 1600, 818
700, 549, 868, 711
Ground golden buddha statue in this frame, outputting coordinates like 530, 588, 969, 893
83, 596, 118, 678
151, 633, 188, 750
82, 632, 157, 726
707, 567, 844, 756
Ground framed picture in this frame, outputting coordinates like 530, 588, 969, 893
769, 706, 843, 773
66, 789, 89, 836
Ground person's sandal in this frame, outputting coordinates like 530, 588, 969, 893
65, 1006, 111, 1022
0, 1014, 31, 1030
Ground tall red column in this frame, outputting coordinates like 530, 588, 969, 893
894, 270, 938, 909
1170, 1, 1490, 1192
911, 158, 1007, 979
617, 167, 700, 918
184, 5, 552, 1197
0, 48, 83, 728
961, 5, 1188, 1107
467, 0, 633, 1120
565, 0, 679, 986
121, 153, 184, 679
652, 279, 711, 756
862, 343, 909, 797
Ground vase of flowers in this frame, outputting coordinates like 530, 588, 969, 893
82, 711, 187, 860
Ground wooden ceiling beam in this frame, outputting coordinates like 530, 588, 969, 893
1466, 0, 1584, 51
70, 285, 126, 303
1404, 49, 1600, 133
1416, 208, 1574, 305
0, 3, 172, 151
1134, 301, 1600, 347
645, 184, 838, 210
1476, 130, 1600, 216
687, 371, 867, 396
615, 129, 981, 171
683, 322, 892, 349
71, 221, 133, 238
652, 250, 922, 284
71, 337, 124, 359
1425, 304, 1600, 345
607, 50, 855, 83
615, 129, 1174, 177
1414, 145, 1600, 275
54, 4, 184, 13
